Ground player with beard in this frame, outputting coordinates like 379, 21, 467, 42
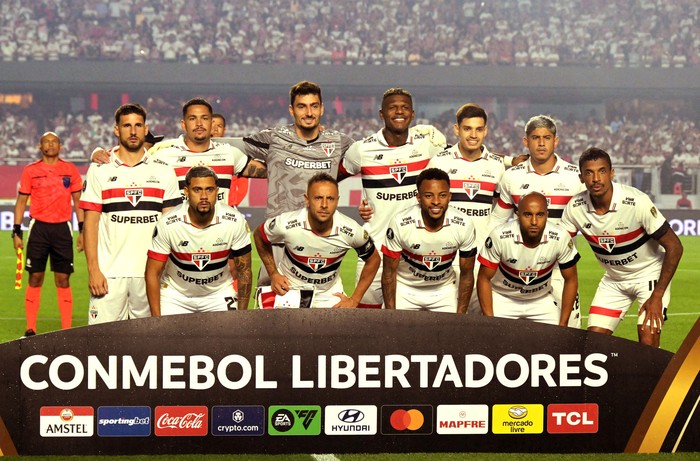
478, 192, 579, 326
80, 104, 182, 324
382, 168, 476, 312
338, 88, 446, 308
560, 147, 683, 346
146, 167, 253, 314
253, 173, 379, 309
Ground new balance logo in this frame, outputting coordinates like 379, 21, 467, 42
180, 241, 189, 246
108, 176, 118, 182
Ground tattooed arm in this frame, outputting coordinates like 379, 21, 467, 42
232, 251, 253, 309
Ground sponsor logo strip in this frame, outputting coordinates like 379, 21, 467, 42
268, 405, 321, 436
492, 404, 544, 434
97, 406, 151, 437
40, 406, 94, 437
436, 405, 489, 435
381, 405, 433, 435
154, 406, 208, 437
324, 405, 377, 435
547, 403, 599, 434
211, 406, 265, 436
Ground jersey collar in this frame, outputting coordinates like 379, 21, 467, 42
376, 128, 414, 148
110, 147, 149, 167
525, 153, 564, 175
583, 183, 619, 213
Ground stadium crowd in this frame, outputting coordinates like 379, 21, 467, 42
1, 0, 698, 67
1, 105, 698, 181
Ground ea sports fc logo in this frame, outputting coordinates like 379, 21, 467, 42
381, 405, 433, 435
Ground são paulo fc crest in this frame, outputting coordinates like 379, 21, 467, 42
598, 236, 616, 252
462, 182, 480, 200
519, 270, 537, 285
423, 255, 441, 270
321, 143, 335, 157
192, 253, 211, 270
389, 165, 408, 183
125, 189, 143, 207
308, 257, 327, 272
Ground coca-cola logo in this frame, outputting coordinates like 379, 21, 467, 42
154, 406, 208, 436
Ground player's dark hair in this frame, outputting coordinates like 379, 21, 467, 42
114, 103, 147, 125
456, 103, 487, 125
185, 166, 218, 186
182, 98, 213, 118
290, 81, 322, 106
212, 113, 226, 126
307, 172, 338, 192
416, 168, 450, 191
525, 114, 557, 137
382, 88, 413, 105
579, 147, 613, 170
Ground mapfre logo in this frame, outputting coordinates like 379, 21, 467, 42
154, 406, 208, 436
547, 403, 599, 434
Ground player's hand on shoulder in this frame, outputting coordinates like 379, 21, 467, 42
358, 199, 374, 223
332, 292, 358, 308
511, 154, 529, 166
90, 147, 110, 164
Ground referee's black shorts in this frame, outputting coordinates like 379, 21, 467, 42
25, 220, 74, 274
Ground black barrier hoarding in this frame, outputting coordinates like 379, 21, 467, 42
0, 310, 697, 456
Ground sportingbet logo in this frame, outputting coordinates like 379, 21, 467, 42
389, 165, 408, 183
154, 406, 207, 436
268, 405, 321, 435
381, 405, 433, 435
598, 236, 616, 252
40, 406, 94, 437
492, 404, 543, 434
125, 189, 143, 207
307, 257, 327, 272
97, 406, 151, 437
547, 403, 599, 434
436, 404, 488, 435
192, 253, 211, 270
462, 182, 480, 200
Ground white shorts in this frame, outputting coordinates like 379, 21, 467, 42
588, 277, 670, 332
551, 268, 581, 329
491, 290, 560, 326
160, 284, 237, 316
396, 281, 457, 313
356, 258, 383, 309
88, 277, 150, 325
256, 286, 315, 309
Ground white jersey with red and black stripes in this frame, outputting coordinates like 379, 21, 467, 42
80, 151, 182, 277
427, 145, 505, 245
560, 183, 669, 281
148, 203, 252, 297
382, 204, 477, 289
478, 220, 580, 300
339, 128, 444, 248
490, 154, 584, 227
258, 208, 376, 293
149, 136, 251, 203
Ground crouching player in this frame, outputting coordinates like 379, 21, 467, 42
382, 168, 477, 313
253, 173, 380, 308
477, 192, 579, 326
145, 166, 253, 315
561, 147, 683, 346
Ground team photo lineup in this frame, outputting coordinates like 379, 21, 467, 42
12, 81, 684, 348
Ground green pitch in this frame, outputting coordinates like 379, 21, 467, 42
0, 233, 697, 351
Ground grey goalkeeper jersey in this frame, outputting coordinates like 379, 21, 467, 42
241, 125, 354, 218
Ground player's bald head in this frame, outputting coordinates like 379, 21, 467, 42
518, 192, 548, 211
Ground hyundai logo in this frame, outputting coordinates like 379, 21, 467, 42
338, 409, 364, 423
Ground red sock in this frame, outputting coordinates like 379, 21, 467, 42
25, 285, 41, 331
56, 286, 73, 329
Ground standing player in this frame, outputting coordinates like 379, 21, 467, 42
478, 192, 580, 326
561, 147, 683, 346
427, 103, 506, 314
12, 132, 83, 337
211, 112, 249, 207
489, 114, 585, 327
253, 173, 380, 308
338, 88, 446, 308
382, 168, 477, 313
81, 104, 181, 324
146, 167, 253, 314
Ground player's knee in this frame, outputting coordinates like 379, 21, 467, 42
28, 272, 45, 287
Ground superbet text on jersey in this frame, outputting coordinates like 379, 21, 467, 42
561, 183, 669, 281
340, 128, 444, 247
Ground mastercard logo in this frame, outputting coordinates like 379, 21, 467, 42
389, 409, 425, 431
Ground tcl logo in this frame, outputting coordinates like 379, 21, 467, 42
547, 404, 598, 434
155, 406, 208, 436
